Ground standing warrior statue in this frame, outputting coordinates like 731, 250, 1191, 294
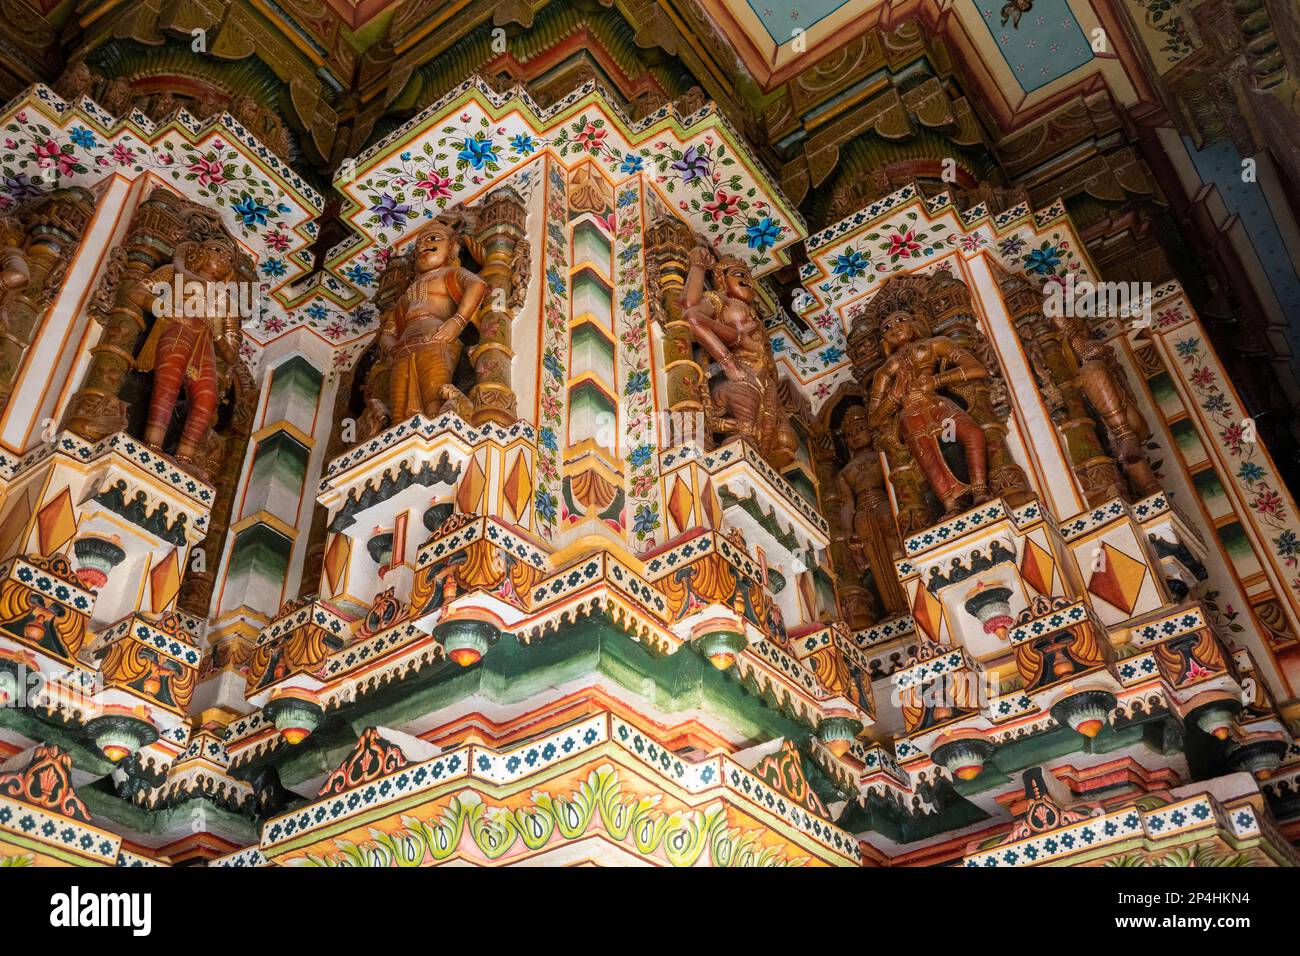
130, 236, 243, 467
1049, 308, 1159, 498
867, 309, 991, 518
682, 243, 798, 467
378, 214, 488, 423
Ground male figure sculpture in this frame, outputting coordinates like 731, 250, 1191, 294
378, 215, 487, 422
868, 309, 991, 517
131, 236, 242, 465
682, 244, 798, 467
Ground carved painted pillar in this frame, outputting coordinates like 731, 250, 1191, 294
62, 190, 178, 442
646, 215, 703, 446
0, 187, 94, 407
469, 186, 526, 427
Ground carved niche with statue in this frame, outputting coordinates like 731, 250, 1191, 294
681, 241, 799, 468
63, 190, 256, 480
354, 211, 491, 442
847, 272, 1029, 535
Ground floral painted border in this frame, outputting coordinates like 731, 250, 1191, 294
613, 179, 661, 550
534, 159, 569, 541
1166, 328, 1300, 598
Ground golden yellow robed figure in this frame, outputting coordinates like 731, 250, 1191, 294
378, 215, 488, 422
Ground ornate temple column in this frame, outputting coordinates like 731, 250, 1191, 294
469, 186, 526, 427
62, 189, 179, 442
646, 215, 704, 446
0, 188, 95, 413
999, 272, 1125, 505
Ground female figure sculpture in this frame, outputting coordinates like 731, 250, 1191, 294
682, 244, 798, 467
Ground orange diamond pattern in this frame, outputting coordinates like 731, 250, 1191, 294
456, 454, 487, 514
501, 452, 532, 522
666, 477, 694, 534
1086, 542, 1147, 615
1020, 537, 1056, 596
150, 549, 181, 614
700, 477, 721, 528
36, 487, 77, 556
911, 585, 943, 641
323, 533, 350, 596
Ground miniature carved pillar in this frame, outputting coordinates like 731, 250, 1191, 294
0, 188, 95, 407
63, 191, 178, 442
469, 186, 525, 427
1000, 273, 1124, 504
646, 216, 704, 446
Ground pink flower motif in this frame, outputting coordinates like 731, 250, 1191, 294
886, 231, 920, 258
1254, 490, 1285, 517
1190, 367, 1215, 388
263, 315, 286, 333
414, 171, 452, 200
324, 321, 348, 340
188, 157, 226, 187
33, 139, 61, 168
576, 122, 607, 151
265, 231, 291, 252
703, 189, 740, 222
111, 143, 136, 166
4, 139, 16, 149
158, 152, 173, 165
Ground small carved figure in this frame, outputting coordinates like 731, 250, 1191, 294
1049, 308, 1160, 498
683, 244, 798, 467
377, 215, 487, 424
838, 404, 904, 570
868, 310, 991, 517
130, 236, 243, 466
0, 223, 30, 335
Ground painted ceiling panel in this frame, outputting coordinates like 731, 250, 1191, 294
744, 0, 858, 43
972, 0, 1094, 93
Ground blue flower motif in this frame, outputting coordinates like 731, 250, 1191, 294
1176, 337, 1201, 357
458, 136, 498, 170
510, 134, 536, 155
69, 127, 97, 148
260, 258, 286, 278
620, 155, 644, 174
343, 262, 375, 285
534, 489, 558, 522
626, 369, 650, 394
629, 444, 653, 468
546, 266, 565, 295
819, 346, 844, 365
771, 337, 786, 353
543, 351, 563, 379
621, 288, 644, 312
233, 194, 271, 226
746, 216, 782, 251
539, 427, 558, 452
306, 303, 328, 321
1238, 461, 1265, 483
371, 193, 411, 229
833, 250, 868, 278
633, 503, 659, 537
1024, 243, 1062, 275
1276, 529, 1300, 557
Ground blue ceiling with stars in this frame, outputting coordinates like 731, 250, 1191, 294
973, 0, 1094, 93
744, 0, 853, 44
